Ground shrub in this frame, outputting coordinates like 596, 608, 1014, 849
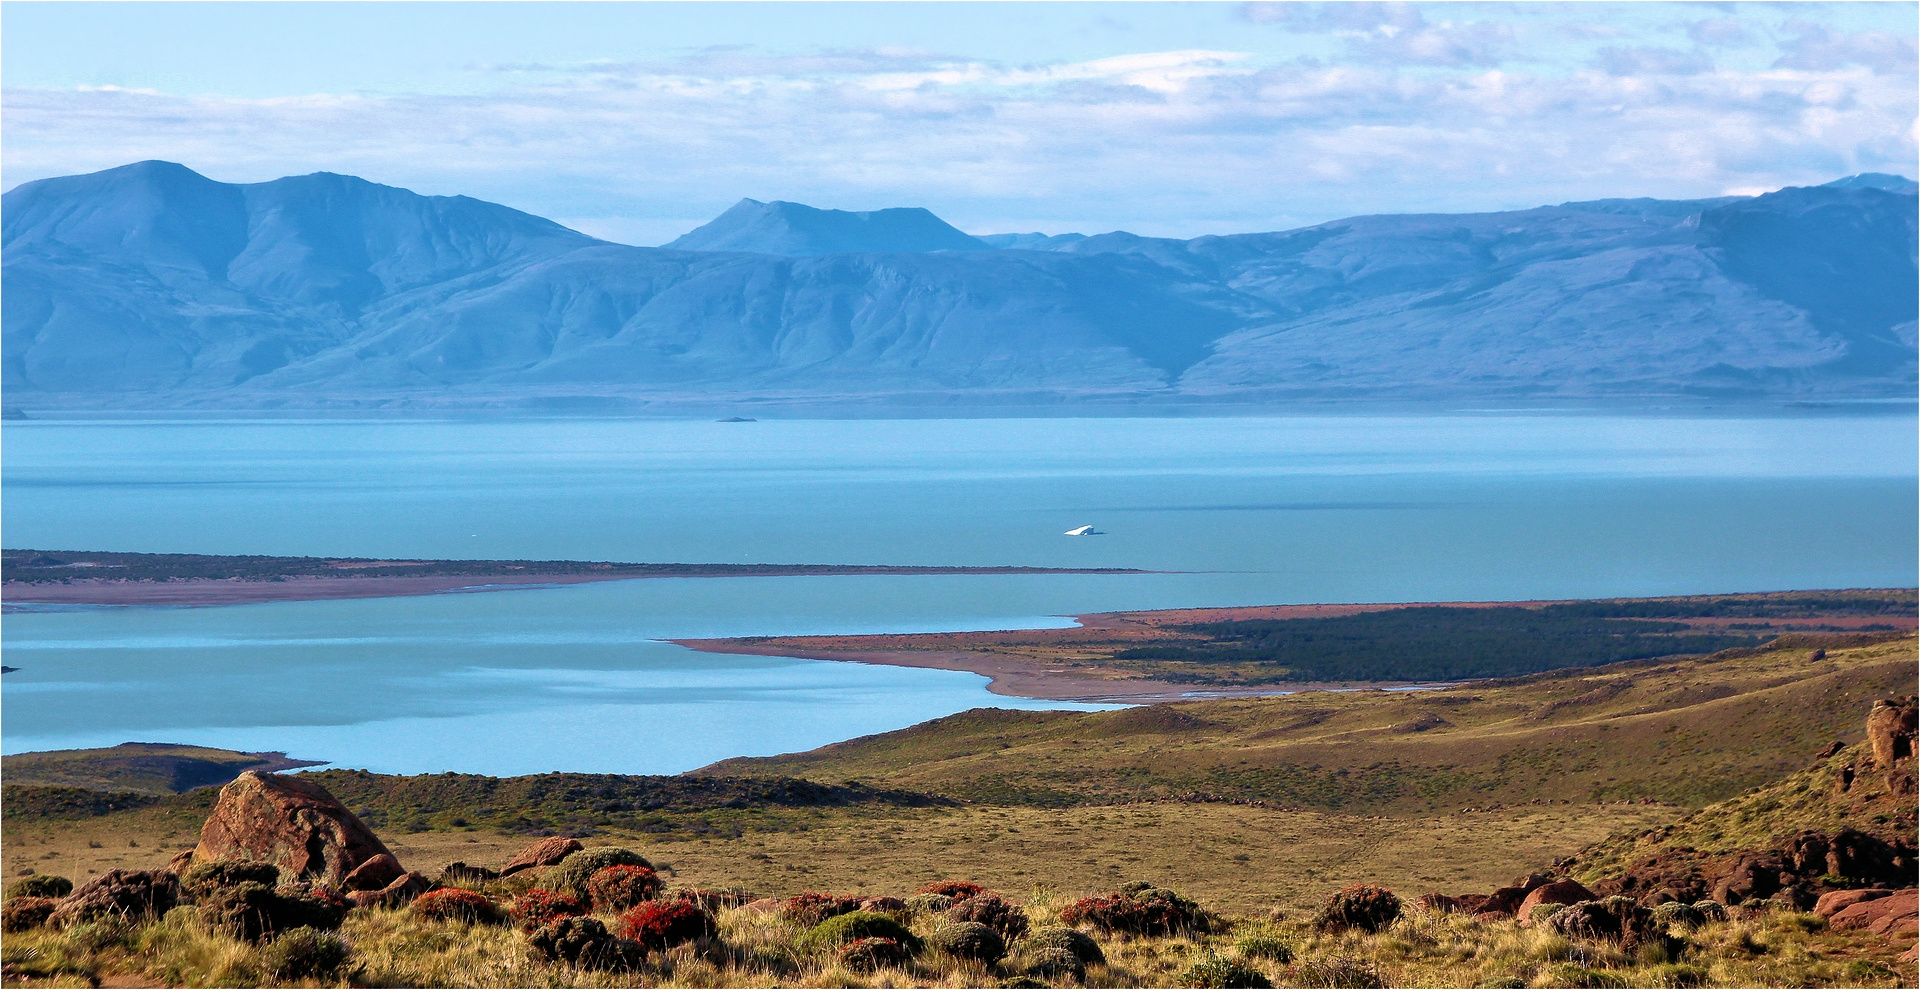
1027, 947, 1086, 980
800, 911, 923, 953
780, 891, 864, 926
1535, 963, 1629, 989
1313, 884, 1402, 933
1180, 953, 1273, 989
586, 864, 662, 911
202, 881, 339, 943
906, 892, 955, 913
616, 899, 715, 951
529, 916, 647, 971
181, 860, 279, 897
1062, 885, 1207, 936
1, 896, 57, 932
946, 892, 1029, 939
838, 936, 913, 971
930, 920, 1006, 962
1690, 900, 1727, 923
510, 889, 587, 932
1026, 925, 1105, 965
552, 848, 650, 900
917, 879, 987, 901
1289, 956, 1386, 989
1234, 928, 1292, 963
5, 875, 72, 901
261, 926, 350, 980
1649, 902, 1699, 929
1530, 902, 1569, 925
410, 888, 503, 925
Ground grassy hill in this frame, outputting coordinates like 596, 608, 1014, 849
701, 633, 1917, 812
0, 743, 321, 795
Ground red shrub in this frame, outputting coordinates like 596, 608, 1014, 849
587, 865, 663, 911
915, 880, 986, 902
1061, 885, 1204, 936
510, 889, 587, 932
780, 891, 864, 926
410, 888, 503, 925
615, 900, 715, 950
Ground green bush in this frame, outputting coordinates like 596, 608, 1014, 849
1313, 884, 1402, 933
551, 848, 650, 900
1233, 928, 1292, 963
1648, 902, 1698, 929
1529, 902, 1569, 925
838, 936, 913, 971
2, 896, 58, 932
1180, 953, 1273, 989
1025, 946, 1086, 980
1025, 925, 1105, 965
930, 920, 1006, 962
800, 911, 922, 953
906, 892, 955, 913
528, 916, 647, 971
5, 875, 73, 900
1689, 901, 1727, 924
180, 860, 279, 898
261, 926, 350, 980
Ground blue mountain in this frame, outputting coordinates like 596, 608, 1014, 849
3, 162, 1914, 408
665, 199, 989, 255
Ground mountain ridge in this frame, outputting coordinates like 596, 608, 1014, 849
4, 162, 1914, 409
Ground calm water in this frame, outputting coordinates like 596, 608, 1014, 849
3, 413, 1914, 774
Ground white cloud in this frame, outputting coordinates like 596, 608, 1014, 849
4, 41, 1914, 238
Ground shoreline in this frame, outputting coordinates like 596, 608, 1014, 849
0, 565, 1151, 609
673, 599, 1917, 704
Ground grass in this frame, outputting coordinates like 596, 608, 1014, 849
1, 743, 321, 796
3, 884, 1911, 988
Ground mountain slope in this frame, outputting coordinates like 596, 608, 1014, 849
3, 163, 1914, 408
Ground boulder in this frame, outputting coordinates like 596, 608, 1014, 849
190, 771, 392, 884
343, 853, 405, 892
1866, 698, 1916, 768
1814, 888, 1892, 918
47, 870, 180, 927
499, 836, 583, 877
1517, 879, 1596, 925
1478, 875, 1552, 917
1831, 889, 1918, 933
860, 896, 908, 913
441, 862, 500, 884
743, 897, 784, 914
1417, 893, 1463, 913
345, 871, 432, 910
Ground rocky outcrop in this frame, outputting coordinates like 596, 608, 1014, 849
1867, 698, 1916, 768
342, 853, 405, 892
1815, 888, 1893, 918
190, 771, 394, 884
47, 870, 180, 927
1828, 889, 1918, 936
1516, 879, 1596, 925
500, 837, 583, 877
345, 871, 432, 910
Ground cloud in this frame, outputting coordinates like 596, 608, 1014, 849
4, 38, 1914, 239
1594, 46, 1715, 77
1687, 17, 1753, 48
1774, 21, 1918, 75
1242, 1, 1514, 67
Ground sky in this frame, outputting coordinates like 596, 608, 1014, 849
3, 1, 1916, 244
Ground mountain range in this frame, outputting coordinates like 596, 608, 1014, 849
3, 161, 1915, 410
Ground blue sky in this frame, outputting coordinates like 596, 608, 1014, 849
4, 1, 1916, 243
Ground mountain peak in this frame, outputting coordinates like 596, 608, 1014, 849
1822, 173, 1918, 194
665, 198, 989, 256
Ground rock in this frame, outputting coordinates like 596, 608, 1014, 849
1547, 897, 1654, 944
1517, 879, 1597, 925
343, 853, 405, 892
441, 862, 500, 884
1453, 893, 1491, 914
1814, 888, 1893, 918
1710, 852, 1784, 905
1866, 698, 1916, 768
1478, 877, 1550, 916
1417, 893, 1463, 913
345, 871, 432, 910
168, 850, 196, 873
860, 896, 908, 913
499, 836, 583, 877
48, 870, 180, 927
190, 771, 393, 884
1831, 889, 1918, 933
744, 897, 784, 914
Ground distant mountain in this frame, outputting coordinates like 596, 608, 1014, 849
665, 199, 989, 255
1825, 173, 1920, 194
4, 163, 1914, 409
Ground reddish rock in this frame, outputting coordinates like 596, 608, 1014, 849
1453, 893, 1491, 914
1830, 889, 1917, 932
500, 837, 583, 877
345, 871, 432, 909
191, 771, 392, 884
168, 850, 196, 873
344, 853, 405, 892
1866, 698, 1916, 769
860, 896, 908, 913
743, 897, 784, 914
1517, 879, 1596, 926
1814, 888, 1893, 918
1478, 878, 1548, 916
1417, 893, 1463, 913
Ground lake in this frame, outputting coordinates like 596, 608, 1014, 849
3, 412, 1914, 775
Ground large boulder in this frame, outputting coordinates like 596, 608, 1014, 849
190, 771, 393, 884
1867, 698, 1916, 769
1830, 889, 1918, 934
500, 836, 583, 877
1816, 888, 1893, 918
343, 853, 405, 892
47, 870, 180, 927
1517, 879, 1596, 925
345, 871, 432, 910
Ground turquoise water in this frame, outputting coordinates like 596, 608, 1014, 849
3, 413, 1914, 774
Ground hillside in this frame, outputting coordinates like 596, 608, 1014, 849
700, 634, 1918, 812
0, 743, 320, 796
4, 162, 1913, 409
